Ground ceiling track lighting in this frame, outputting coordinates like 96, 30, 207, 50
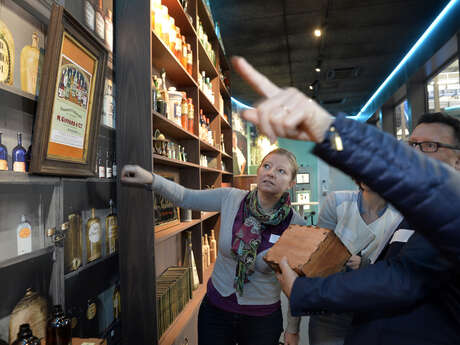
314, 28, 322, 37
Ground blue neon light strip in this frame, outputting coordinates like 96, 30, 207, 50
354, 0, 459, 121
231, 97, 254, 109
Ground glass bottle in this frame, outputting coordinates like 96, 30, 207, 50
95, 0, 105, 40
104, 9, 113, 51
64, 213, 82, 274
12, 133, 26, 172
12, 324, 40, 345
106, 199, 118, 254
112, 151, 117, 177
181, 92, 188, 130
187, 99, 194, 135
168, 17, 176, 52
113, 284, 121, 320
84, 0, 95, 31
209, 229, 217, 263
105, 151, 112, 178
0, 19, 15, 85
160, 6, 170, 46
151, 0, 162, 35
174, 27, 182, 61
25, 145, 32, 172
17, 215, 32, 256
98, 151, 105, 178
183, 231, 199, 290
20, 32, 40, 95
181, 36, 187, 68
86, 208, 102, 262
46, 305, 71, 345
202, 235, 209, 268
186, 43, 193, 75
0, 132, 8, 170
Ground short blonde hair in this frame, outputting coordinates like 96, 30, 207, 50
260, 148, 299, 181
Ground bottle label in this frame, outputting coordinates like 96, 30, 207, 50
98, 166, 105, 178
0, 159, 7, 170
112, 164, 117, 177
88, 223, 101, 243
13, 161, 26, 172
106, 167, 112, 178
17, 226, 32, 255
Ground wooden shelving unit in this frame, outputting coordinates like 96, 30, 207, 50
117, 0, 232, 343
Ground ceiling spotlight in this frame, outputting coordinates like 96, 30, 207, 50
315, 67, 321, 72
314, 28, 322, 37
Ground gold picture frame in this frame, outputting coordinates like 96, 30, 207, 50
30, 5, 107, 176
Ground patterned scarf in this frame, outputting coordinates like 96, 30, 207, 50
232, 189, 291, 295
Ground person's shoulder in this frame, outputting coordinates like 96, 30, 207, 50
331, 190, 357, 205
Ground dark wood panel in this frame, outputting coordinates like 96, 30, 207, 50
233, 175, 257, 191
115, 0, 157, 344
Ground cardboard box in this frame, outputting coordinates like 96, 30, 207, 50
264, 225, 351, 277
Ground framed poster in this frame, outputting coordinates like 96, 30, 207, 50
30, 5, 107, 176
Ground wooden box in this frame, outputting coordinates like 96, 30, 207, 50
264, 225, 351, 277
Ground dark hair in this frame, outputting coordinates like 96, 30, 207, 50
260, 148, 299, 181
417, 112, 460, 145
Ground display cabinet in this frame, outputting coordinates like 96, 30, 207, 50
115, 0, 232, 343
0, 0, 119, 344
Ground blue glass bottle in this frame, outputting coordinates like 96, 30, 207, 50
12, 132, 26, 172
0, 132, 7, 170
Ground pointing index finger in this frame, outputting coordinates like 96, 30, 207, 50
232, 56, 281, 98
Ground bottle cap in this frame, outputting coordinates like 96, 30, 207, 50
20, 215, 26, 223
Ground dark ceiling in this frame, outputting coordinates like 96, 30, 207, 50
212, 0, 450, 115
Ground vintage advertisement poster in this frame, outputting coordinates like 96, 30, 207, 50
47, 32, 96, 163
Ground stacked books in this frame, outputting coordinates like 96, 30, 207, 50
156, 266, 192, 338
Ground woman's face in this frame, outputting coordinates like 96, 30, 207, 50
257, 153, 295, 196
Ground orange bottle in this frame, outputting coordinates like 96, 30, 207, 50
181, 92, 188, 130
181, 36, 188, 69
188, 98, 194, 134
186, 43, 193, 75
175, 27, 182, 61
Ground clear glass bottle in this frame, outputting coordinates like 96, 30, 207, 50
84, 0, 95, 31
0, 132, 8, 170
12, 132, 26, 172
183, 231, 199, 290
86, 208, 102, 262
46, 305, 71, 345
112, 151, 117, 177
20, 32, 40, 95
95, 0, 105, 40
98, 151, 105, 178
209, 229, 217, 263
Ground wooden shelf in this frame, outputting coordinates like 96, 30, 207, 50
155, 219, 202, 243
0, 171, 60, 185
221, 170, 233, 175
200, 166, 222, 174
221, 150, 232, 159
151, 31, 197, 87
199, 88, 219, 115
153, 154, 201, 169
198, 40, 218, 79
153, 111, 199, 140
201, 211, 219, 221
163, 0, 197, 37
64, 252, 119, 280
199, 139, 220, 153
159, 263, 215, 345
0, 83, 37, 116
220, 114, 231, 129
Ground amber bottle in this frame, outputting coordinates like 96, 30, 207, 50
46, 305, 71, 345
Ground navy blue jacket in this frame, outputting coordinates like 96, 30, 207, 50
289, 116, 460, 344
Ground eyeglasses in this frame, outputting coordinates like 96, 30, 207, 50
406, 141, 460, 153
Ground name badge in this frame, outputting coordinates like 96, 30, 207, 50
269, 234, 280, 244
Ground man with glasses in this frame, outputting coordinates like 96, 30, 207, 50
407, 112, 460, 170
283, 112, 460, 345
